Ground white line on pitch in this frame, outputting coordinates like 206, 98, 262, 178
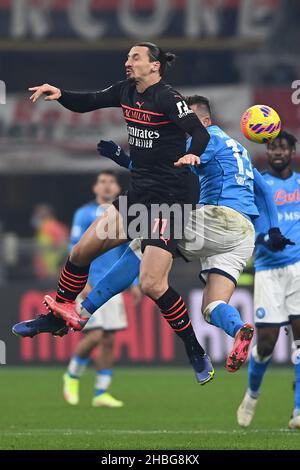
0, 428, 298, 437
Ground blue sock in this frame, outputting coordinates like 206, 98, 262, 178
209, 302, 244, 338
82, 245, 141, 314
294, 361, 300, 415
248, 346, 272, 398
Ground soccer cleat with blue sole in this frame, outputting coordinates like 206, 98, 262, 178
12, 313, 69, 338
189, 353, 215, 385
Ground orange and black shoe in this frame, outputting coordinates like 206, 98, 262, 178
43, 295, 89, 331
226, 323, 254, 373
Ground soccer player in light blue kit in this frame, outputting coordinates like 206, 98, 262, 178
76, 96, 291, 374
15, 171, 140, 407
237, 131, 300, 429
64, 170, 142, 408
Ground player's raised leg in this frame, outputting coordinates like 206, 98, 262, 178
237, 327, 278, 427
140, 245, 214, 385
201, 272, 254, 372
81, 239, 141, 315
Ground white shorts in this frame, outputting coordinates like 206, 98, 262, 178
82, 294, 128, 332
254, 260, 300, 326
177, 205, 255, 284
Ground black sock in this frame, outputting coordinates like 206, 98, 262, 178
155, 287, 205, 356
56, 258, 90, 303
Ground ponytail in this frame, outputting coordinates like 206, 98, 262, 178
136, 42, 176, 76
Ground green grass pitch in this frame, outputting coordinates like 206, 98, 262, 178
0, 366, 299, 450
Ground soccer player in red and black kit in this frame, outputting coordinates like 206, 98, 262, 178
26, 42, 213, 384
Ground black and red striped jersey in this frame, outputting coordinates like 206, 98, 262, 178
59, 79, 209, 203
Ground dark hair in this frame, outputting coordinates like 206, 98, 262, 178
95, 170, 119, 184
186, 95, 212, 117
136, 42, 176, 76
267, 130, 297, 149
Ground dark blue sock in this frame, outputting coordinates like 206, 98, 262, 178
210, 302, 244, 338
82, 245, 140, 314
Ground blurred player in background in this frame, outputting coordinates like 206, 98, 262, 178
64, 171, 141, 408
32, 204, 68, 279
237, 131, 300, 429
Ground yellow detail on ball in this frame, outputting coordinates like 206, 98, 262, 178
241, 105, 281, 144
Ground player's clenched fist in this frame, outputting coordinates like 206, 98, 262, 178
28, 84, 62, 103
174, 154, 200, 167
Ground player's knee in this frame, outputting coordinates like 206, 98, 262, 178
257, 339, 275, 359
139, 273, 165, 299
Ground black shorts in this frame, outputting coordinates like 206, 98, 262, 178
113, 189, 190, 256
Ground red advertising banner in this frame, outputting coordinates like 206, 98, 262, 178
0, 277, 292, 366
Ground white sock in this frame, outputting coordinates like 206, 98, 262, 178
67, 355, 89, 378
95, 369, 113, 395
293, 408, 300, 418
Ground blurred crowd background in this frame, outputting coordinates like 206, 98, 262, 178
0, 0, 299, 366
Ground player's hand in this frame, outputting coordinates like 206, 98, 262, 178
97, 140, 121, 159
28, 84, 62, 103
174, 154, 200, 167
256, 227, 295, 252
97, 139, 131, 169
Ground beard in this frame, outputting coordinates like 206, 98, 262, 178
126, 74, 137, 84
270, 158, 291, 172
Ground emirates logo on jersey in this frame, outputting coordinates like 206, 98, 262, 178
274, 189, 300, 205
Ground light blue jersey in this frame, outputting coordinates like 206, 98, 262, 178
255, 172, 300, 271
187, 125, 259, 220
70, 201, 130, 288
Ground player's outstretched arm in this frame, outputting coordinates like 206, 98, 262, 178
29, 82, 122, 113
253, 167, 278, 230
253, 168, 295, 251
